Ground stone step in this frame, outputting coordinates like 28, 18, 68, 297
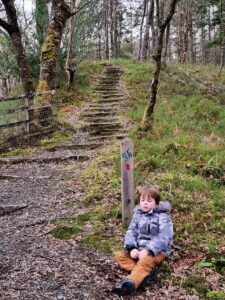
47, 142, 103, 151
82, 111, 115, 117
98, 78, 119, 83
98, 80, 118, 84
97, 99, 123, 104
100, 93, 124, 98
0, 152, 90, 165
84, 107, 119, 113
87, 107, 116, 111
88, 128, 122, 136
82, 117, 118, 123
94, 83, 117, 87
84, 122, 121, 128
88, 103, 116, 108
94, 87, 118, 92
89, 134, 125, 141
103, 69, 123, 74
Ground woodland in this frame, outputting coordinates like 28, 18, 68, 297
0, 0, 225, 299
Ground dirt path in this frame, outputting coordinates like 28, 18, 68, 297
0, 66, 199, 300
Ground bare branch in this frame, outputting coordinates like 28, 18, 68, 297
70, 0, 92, 17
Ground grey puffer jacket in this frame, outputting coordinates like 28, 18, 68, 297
124, 201, 173, 257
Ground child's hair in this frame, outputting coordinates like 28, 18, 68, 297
137, 185, 161, 205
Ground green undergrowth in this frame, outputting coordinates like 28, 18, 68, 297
118, 59, 225, 298
0, 131, 72, 157
50, 59, 225, 298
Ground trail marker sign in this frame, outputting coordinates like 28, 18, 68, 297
120, 138, 134, 227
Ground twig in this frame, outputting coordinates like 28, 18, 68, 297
37, 254, 61, 263
17, 219, 48, 229
70, 1, 92, 17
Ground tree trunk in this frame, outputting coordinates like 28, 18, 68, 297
201, 14, 206, 64
142, 0, 154, 60
1, 77, 8, 95
65, 0, 76, 90
117, 4, 123, 56
114, 0, 119, 58
181, 23, 188, 63
109, 0, 114, 58
138, 0, 148, 61
37, 0, 72, 92
189, 17, 195, 64
142, 0, 179, 131
150, 16, 156, 56
0, 0, 35, 95
162, 22, 170, 63
218, 0, 225, 76
104, 0, 110, 59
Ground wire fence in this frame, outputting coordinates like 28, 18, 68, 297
0, 91, 57, 151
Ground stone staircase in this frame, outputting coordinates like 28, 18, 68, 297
80, 65, 126, 142
0, 65, 127, 165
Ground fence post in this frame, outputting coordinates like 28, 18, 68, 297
120, 138, 134, 227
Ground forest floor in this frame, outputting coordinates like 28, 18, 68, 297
1, 63, 224, 299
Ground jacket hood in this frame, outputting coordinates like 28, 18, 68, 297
134, 201, 172, 214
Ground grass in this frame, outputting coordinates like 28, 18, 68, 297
54, 59, 224, 298
3, 59, 224, 298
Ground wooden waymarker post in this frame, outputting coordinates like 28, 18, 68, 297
120, 138, 134, 227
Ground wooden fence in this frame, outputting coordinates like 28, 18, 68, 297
0, 91, 57, 149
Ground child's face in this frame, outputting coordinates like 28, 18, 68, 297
140, 193, 156, 212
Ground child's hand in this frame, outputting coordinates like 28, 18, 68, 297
130, 249, 139, 259
138, 249, 148, 260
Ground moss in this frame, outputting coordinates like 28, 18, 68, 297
183, 274, 210, 297
36, 80, 51, 97
0, 147, 38, 157
51, 224, 81, 240
37, 131, 71, 148
82, 235, 120, 254
41, 29, 58, 62
51, 213, 92, 240
158, 261, 173, 279
206, 291, 225, 300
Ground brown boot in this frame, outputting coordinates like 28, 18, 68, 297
127, 253, 165, 288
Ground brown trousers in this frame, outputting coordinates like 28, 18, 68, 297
114, 250, 165, 288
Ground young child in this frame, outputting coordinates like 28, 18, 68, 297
113, 185, 173, 296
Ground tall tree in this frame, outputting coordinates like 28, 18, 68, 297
0, 0, 35, 95
142, 0, 154, 60
142, 0, 179, 131
218, 0, 225, 75
138, 0, 148, 60
37, 0, 75, 92
104, 0, 110, 59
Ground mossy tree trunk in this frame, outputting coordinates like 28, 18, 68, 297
0, 0, 35, 95
142, 0, 179, 131
37, 0, 72, 93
